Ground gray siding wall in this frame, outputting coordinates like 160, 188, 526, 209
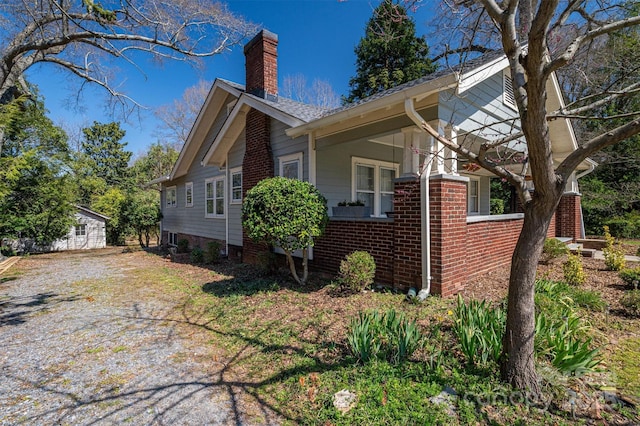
271, 118, 309, 181
162, 93, 238, 242
316, 141, 404, 214
227, 132, 245, 246
480, 176, 491, 215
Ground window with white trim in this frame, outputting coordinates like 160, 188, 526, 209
279, 152, 303, 180
75, 224, 86, 236
467, 178, 480, 214
168, 232, 178, 246
185, 182, 193, 207
503, 69, 517, 109
205, 177, 225, 218
230, 168, 242, 203
166, 186, 177, 208
352, 157, 399, 217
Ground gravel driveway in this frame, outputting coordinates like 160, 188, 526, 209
0, 248, 277, 425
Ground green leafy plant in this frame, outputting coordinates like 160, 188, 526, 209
204, 240, 221, 264
490, 198, 505, 215
339, 250, 376, 293
621, 290, 640, 316
563, 252, 586, 286
347, 309, 422, 365
337, 199, 365, 206
242, 177, 328, 285
603, 225, 626, 271
541, 238, 569, 264
453, 295, 505, 366
177, 238, 189, 254
619, 267, 640, 289
190, 245, 203, 263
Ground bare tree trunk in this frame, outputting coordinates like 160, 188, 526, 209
284, 251, 303, 285
500, 201, 556, 394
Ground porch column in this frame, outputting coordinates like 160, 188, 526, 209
429, 174, 469, 297
401, 127, 421, 177
445, 125, 459, 175
393, 176, 422, 290
430, 120, 446, 175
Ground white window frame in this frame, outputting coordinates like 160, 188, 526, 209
230, 168, 242, 204
467, 177, 480, 215
351, 157, 399, 217
185, 182, 193, 207
205, 176, 225, 218
278, 152, 303, 180
75, 224, 86, 237
168, 232, 178, 246
166, 186, 177, 208
503, 69, 517, 110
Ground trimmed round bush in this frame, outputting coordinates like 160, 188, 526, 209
339, 250, 376, 292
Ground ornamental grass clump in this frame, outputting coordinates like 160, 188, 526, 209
453, 295, 505, 367
339, 250, 376, 293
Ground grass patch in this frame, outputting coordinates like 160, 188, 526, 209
612, 337, 640, 399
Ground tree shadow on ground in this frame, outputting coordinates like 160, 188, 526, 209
0, 292, 81, 327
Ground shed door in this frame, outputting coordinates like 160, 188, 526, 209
74, 224, 87, 249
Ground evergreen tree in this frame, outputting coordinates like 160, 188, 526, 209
81, 121, 132, 188
344, 0, 436, 103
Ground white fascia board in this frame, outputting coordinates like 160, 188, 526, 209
457, 56, 510, 94
286, 73, 459, 138
170, 79, 242, 180
146, 175, 171, 186
201, 93, 306, 167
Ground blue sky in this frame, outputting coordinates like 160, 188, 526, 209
27, 0, 437, 156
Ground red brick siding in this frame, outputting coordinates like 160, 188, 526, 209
392, 178, 423, 290
161, 231, 225, 251
556, 194, 582, 241
313, 219, 395, 285
465, 219, 523, 282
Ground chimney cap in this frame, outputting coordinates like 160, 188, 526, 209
244, 29, 279, 54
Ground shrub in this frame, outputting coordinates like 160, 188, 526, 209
453, 295, 505, 366
347, 309, 422, 365
541, 238, 569, 264
339, 250, 376, 292
621, 290, 640, 316
177, 238, 189, 254
190, 246, 204, 263
563, 252, 586, 286
619, 267, 640, 289
490, 198, 504, 215
204, 240, 221, 264
0, 246, 16, 257
603, 225, 626, 271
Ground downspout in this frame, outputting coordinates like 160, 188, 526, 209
404, 99, 434, 297
575, 163, 596, 239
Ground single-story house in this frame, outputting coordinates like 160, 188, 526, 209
50, 206, 109, 251
151, 30, 592, 296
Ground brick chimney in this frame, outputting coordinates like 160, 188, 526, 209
244, 29, 278, 102
242, 30, 278, 264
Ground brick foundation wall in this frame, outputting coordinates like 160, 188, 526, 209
393, 178, 423, 290
161, 231, 225, 252
313, 219, 394, 285
556, 193, 582, 241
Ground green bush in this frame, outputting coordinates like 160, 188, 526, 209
204, 240, 221, 264
190, 246, 204, 263
0, 246, 16, 257
347, 309, 422, 365
490, 198, 504, 215
619, 267, 640, 289
563, 253, 586, 286
541, 238, 569, 264
604, 212, 640, 239
177, 238, 189, 254
453, 295, 505, 366
339, 250, 376, 292
621, 290, 640, 316
603, 226, 626, 271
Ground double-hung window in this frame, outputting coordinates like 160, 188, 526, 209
279, 152, 303, 180
166, 186, 177, 208
352, 157, 398, 217
185, 182, 193, 207
75, 224, 86, 236
205, 177, 225, 218
467, 178, 479, 214
230, 168, 242, 203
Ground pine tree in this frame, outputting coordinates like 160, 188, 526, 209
344, 0, 436, 103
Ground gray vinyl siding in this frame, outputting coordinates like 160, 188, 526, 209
316, 141, 404, 213
479, 176, 491, 215
438, 70, 522, 139
162, 93, 238, 242
227, 133, 245, 246
271, 119, 309, 181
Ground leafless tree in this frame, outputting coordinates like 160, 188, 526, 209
154, 79, 211, 150
427, 1, 640, 393
0, 0, 257, 109
281, 74, 340, 109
